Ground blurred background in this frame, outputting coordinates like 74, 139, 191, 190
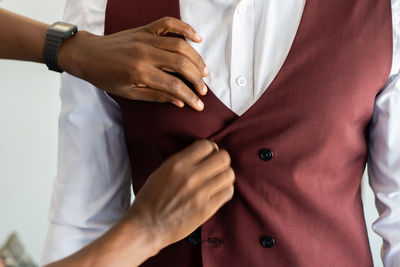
0, 0, 65, 264
0, 0, 384, 266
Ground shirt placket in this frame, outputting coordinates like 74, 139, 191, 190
230, 0, 255, 115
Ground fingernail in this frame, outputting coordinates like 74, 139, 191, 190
195, 33, 202, 41
204, 66, 210, 76
197, 99, 204, 110
172, 100, 184, 108
202, 85, 208, 95
212, 142, 219, 151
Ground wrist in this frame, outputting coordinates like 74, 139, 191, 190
89, 211, 163, 267
120, 211, 164, 258
57, 30, 94, 77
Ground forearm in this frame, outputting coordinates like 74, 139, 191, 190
0, 8, 48, 62
0, 7, 90, 76
44, 213, 161, 267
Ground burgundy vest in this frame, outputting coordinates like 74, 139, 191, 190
105, 1, 393, 266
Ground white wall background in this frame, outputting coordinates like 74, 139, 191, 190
0, 0, 384, 266
0, 0, 65, 264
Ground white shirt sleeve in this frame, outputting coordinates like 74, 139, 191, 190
368, 2, 400, 266
40, 0, 132, 265
40, 74, 132, 265
368, 74, 400, 267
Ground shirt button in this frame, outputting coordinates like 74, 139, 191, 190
259, 148, 273, 161
237, 3, 248, 15
236, 76, 247, 87
260, 236, 275, 248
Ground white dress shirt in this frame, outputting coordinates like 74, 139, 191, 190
41, 0, 400, 266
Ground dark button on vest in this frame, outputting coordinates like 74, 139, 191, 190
188, 232, 201, 246
260, 236, 275, 248
259, 148, 273, 161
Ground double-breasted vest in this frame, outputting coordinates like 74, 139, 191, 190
104, 0, 393, 266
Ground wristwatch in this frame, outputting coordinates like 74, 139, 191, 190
44, 22, 78, 73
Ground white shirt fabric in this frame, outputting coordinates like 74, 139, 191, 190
40, 0, 400, 266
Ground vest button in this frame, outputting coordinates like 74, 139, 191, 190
260, 236, 275, 248
188, 232, 201, 246
259, 148, 273, 161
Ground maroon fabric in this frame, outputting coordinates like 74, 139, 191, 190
104, 0, 393, 266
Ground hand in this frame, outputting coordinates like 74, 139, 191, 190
127, 140, 235, 257
58, 17, 209, 111
43, 140, 234, 267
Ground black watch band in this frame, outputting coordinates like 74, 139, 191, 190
44, 22, 78, 73
44, 33, 63, 73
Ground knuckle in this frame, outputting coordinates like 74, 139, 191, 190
130, 62, 146, 81
132, 43, 150, 61
154, 93, 168, 103
132, 31, 148, 42
132, 61, 146, 73
132, 42, 147, 55
226, 168, 235, 183
195, 54, 205, 68
185, 172, 199, 190
217, 149, 231, 166
227, 186, 235, 199
196, 79, 205, 89
192, 69, 204, 83
169, 78, 183, 92
190, 94, 199, 106
162, 16, 175, 27
175, 39, 188, 51
186, 168, 198, 181
197, 70, 204, 80
181, 23, 192, 34
193, 192, 206, 209
170, 158, 185, 174
176, 55, 190, 70
165, 153, 179, 168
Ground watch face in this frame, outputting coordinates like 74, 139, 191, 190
51, 22, 76, 33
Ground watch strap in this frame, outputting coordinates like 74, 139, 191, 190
44, 32, 63, 73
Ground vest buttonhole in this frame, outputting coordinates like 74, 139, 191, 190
206, 238, 224, 247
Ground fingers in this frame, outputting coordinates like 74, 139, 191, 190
201, 167, 235, 199
151, 36, 209, 78
195, 149, 231, 180
141, 66, 205, 111
207, 186, 235, 216
123, 86, 184, 107
146, 17, 202, 43
131, 17, 210, 109
152, 49, 207, 96
173, 140, 218, 165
